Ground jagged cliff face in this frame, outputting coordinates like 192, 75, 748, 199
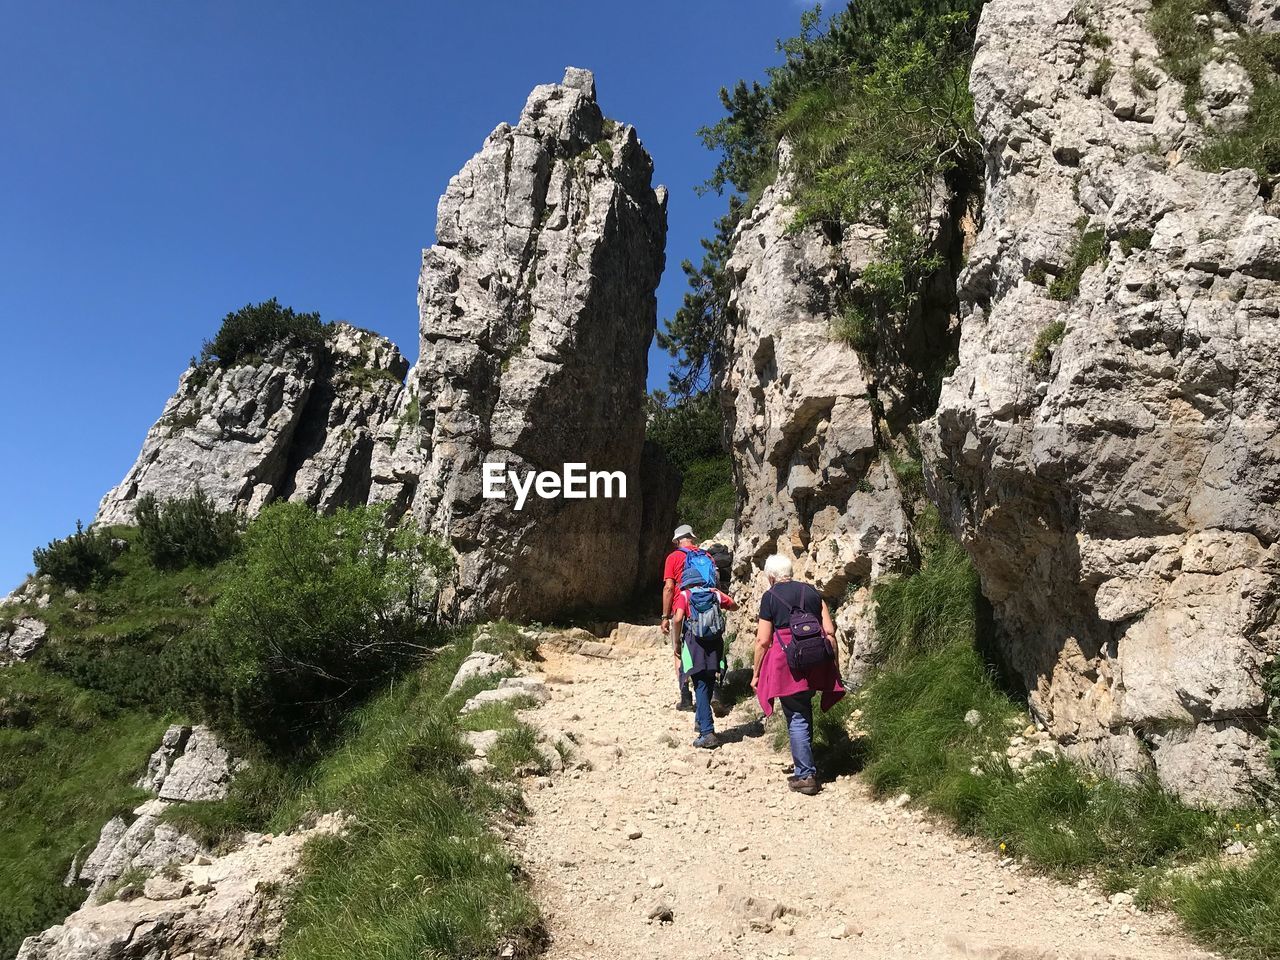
414, 67, 668, 621
719, 152, 915, 682
96, 323, 409, 525
925, 0, 1280, 804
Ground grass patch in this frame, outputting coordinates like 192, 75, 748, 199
1047, 222, 1105, 301
458, 698, 534, 733
0, 529, 231, 957
272, 638, 544, 960
1159, 843, 1280, 960
832, 304, 877, 354
474, 620, 540, 661
486, 725, 548, 780
1030, 320, 1067, 375
0, 665, 165, 957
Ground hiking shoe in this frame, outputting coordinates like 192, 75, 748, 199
711, 694, 729, 718
692, 732, 721, 750
676, 696, 694, 712
788, 775, 820, 795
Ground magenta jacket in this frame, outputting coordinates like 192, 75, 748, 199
755, 627, 846, 717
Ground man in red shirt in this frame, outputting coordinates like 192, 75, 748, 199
661, 524, 697, 710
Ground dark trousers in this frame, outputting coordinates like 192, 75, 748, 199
691, 670, 717, 735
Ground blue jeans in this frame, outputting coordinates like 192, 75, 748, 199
691, 671, 716, 736
780, 692, 815, 780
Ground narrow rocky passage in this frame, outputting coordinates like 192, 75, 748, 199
513, 644, 1220, 960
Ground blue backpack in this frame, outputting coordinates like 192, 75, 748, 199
678, 547, 718, 590
682, 587, 726, 641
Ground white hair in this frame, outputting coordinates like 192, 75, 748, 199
764, 554, 793, 581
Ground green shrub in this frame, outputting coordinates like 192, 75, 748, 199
832, 305, 877, 353
32, 521, 117, 591
1030, 320, 1068, 374
199, 298, 328, 368
1118, 228, 1153, 256
676, 455, 736, 541
644, 391, 725, 473
184, 503, 453, 753
134, 489, 239, 570
1047, 224, 1105, 300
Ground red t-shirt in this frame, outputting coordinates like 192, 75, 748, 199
663, 548, 688, 585
672, 587, 733, 616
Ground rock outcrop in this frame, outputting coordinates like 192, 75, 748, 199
718, 149, 917, 678
19, 814, 344, 960
70, 724, 243, 900
96, 322, 408, 526
925, 0, 1280, 804
0, 615, 47, 665
413, 67, 669, 620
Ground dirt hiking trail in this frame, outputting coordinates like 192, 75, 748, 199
513, 644, 1221, 960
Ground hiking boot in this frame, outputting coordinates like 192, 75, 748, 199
788, 775, 820, 795
676, 693, 694, 712
711, 694, 729, 718
692, 732, 721, 750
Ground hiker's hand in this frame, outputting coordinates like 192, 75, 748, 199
750, 672, 759, 691
661, 616, 671, 633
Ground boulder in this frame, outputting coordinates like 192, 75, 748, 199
413, 67, 668, 621
448, 651, 512, 694
0, 616, 47, 665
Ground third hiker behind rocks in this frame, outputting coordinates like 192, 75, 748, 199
752, 554, 845, 795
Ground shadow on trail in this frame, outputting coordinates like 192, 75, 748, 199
714, 717, 766, 744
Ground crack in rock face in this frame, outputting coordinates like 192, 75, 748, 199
413, 66, 669, 621
923, 0, 1280, 806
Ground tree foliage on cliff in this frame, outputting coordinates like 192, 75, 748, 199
645, 391, 735, 538
659, 1, 983, 397
199, 298, 329, 368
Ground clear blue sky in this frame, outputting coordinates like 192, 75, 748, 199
0, 0, 815, 593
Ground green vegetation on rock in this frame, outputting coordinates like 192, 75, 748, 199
1150, 0, 1280, 177
1047, 221, 1105, 301
199, 298, 329, 368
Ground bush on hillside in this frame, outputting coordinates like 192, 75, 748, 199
183, 503, 453, 753
135, 489, 240, 570
199, 298, 329, 368
32, 520, 117, 591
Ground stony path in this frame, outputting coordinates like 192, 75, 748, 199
513, 645, 1221, 960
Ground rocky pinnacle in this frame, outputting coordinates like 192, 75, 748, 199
414, 67, 668, 620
